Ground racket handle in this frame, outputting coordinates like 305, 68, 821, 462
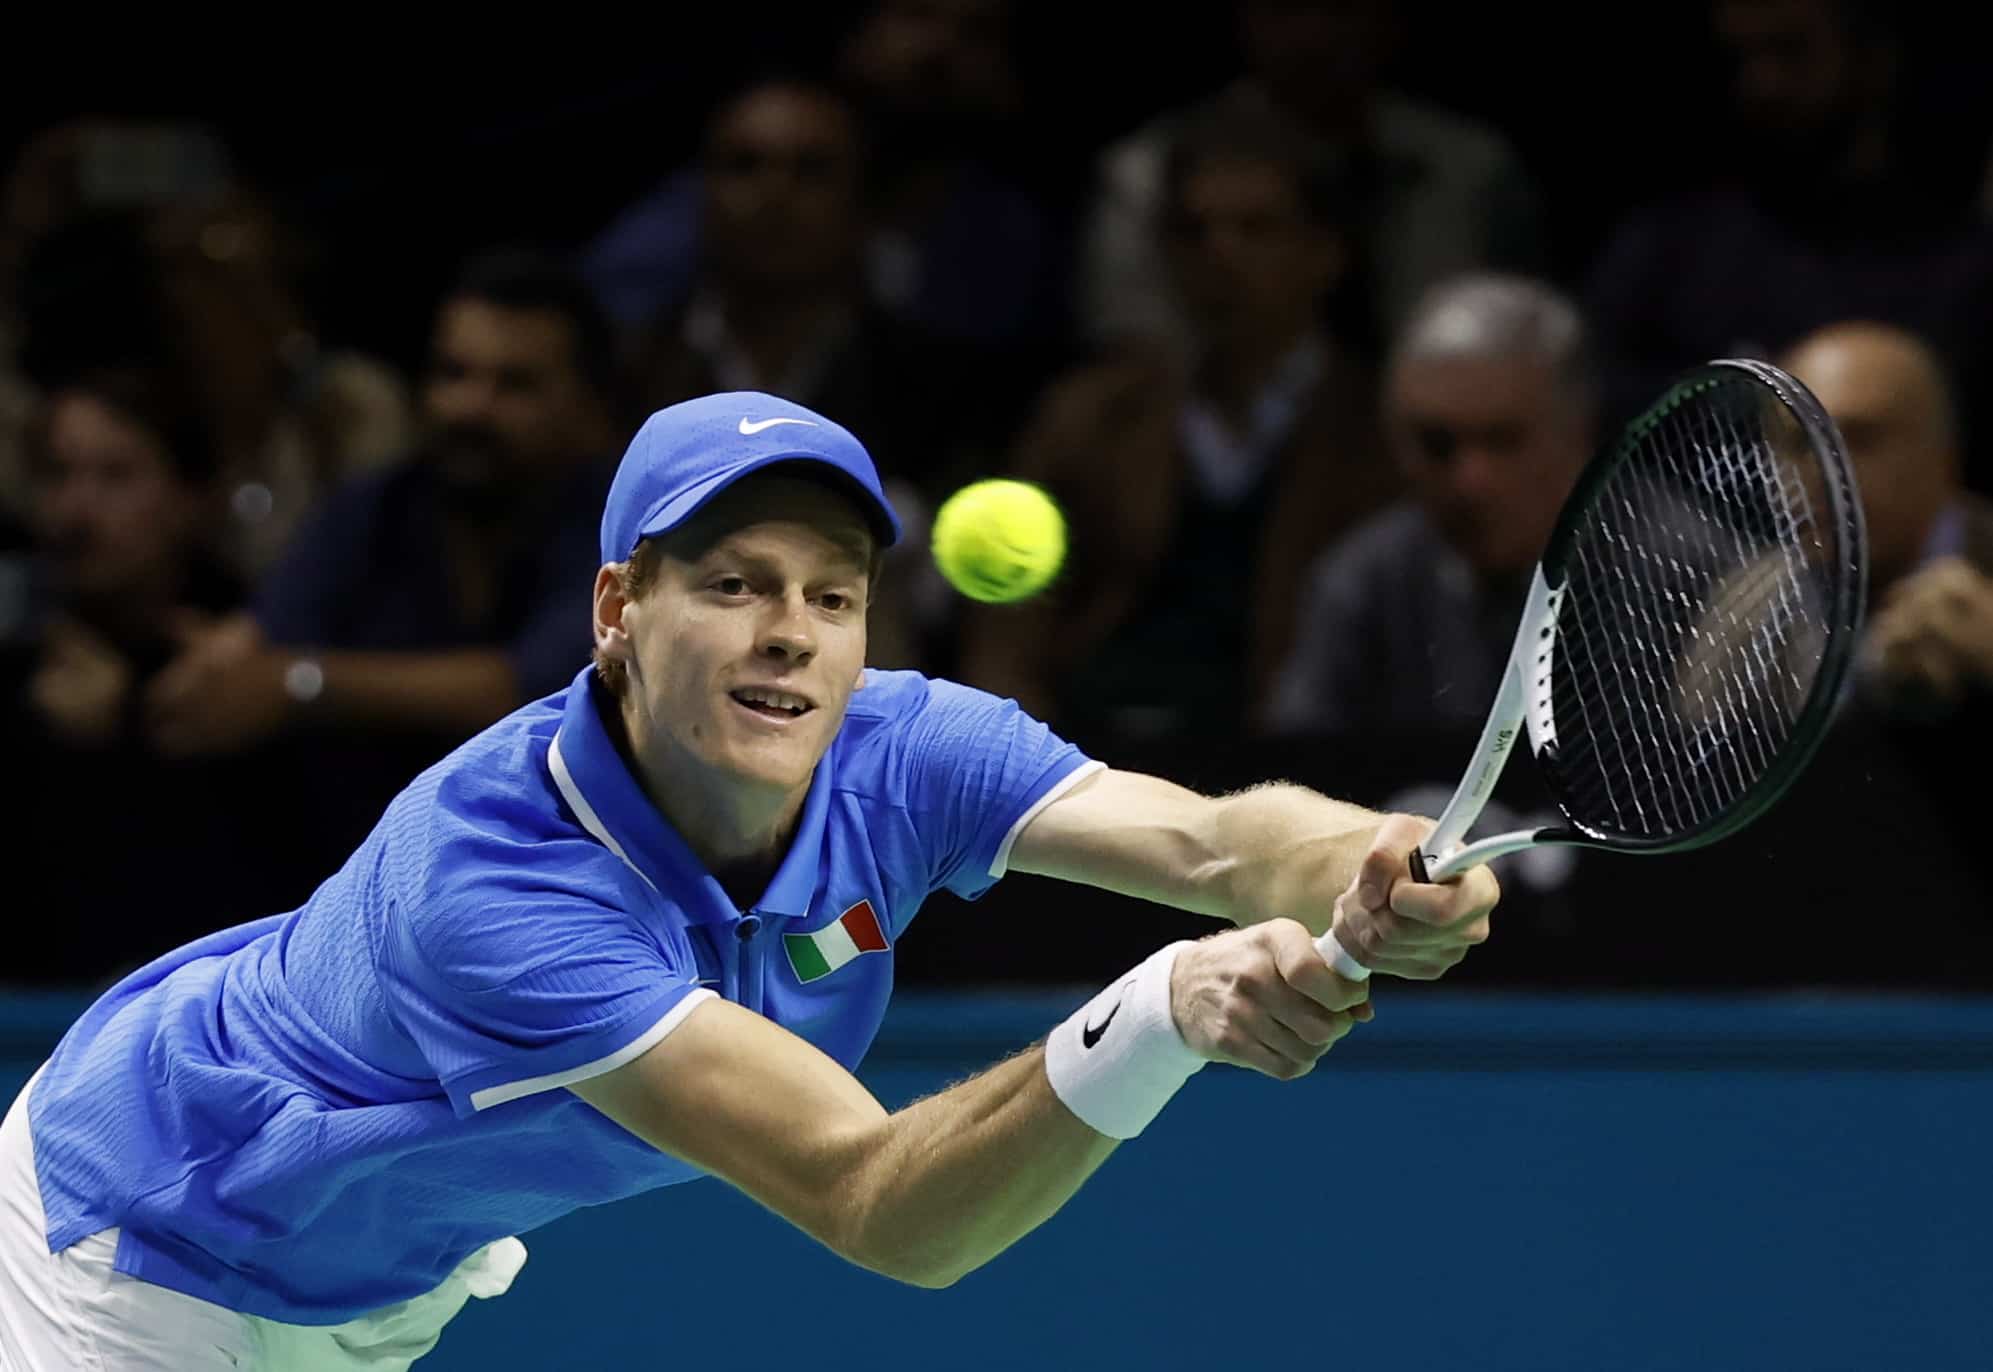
1315, 845, 1447, 980
1313, 929, 1371, 983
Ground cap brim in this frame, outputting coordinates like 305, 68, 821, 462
630, 452, 902, 552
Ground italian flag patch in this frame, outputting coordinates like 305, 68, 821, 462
784, 901, 889, 983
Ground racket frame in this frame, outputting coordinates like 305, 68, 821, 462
1424, 358, 1866, 875
1317, 358, 1867, 978
1412, 566, 1565, 882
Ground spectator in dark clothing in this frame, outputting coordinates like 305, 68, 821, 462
141, 252, 627, 867
958, 104, 1394, 746
1779, 322, 1993, 864
1, 370, 303, 986
1077, 0, 1548, 367
1263, 274, 1595, 737
582, 0, 1060, 355
1584, 0, 1993, 494
632, 76, 1019, 675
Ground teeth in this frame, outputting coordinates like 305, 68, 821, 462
736, 688, 809, 713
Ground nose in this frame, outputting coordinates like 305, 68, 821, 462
757, 590, 817, 665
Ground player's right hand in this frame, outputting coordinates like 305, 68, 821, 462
1328, 815, 1499, 980
1169, 921, 1371, 1081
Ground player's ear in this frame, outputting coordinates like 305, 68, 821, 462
593, 563, 635, 665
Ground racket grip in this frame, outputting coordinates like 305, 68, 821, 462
1313, 929, 1371, 983
1408, 846, 1432, 884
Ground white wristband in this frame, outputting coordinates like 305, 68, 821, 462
1043, 940, 1205, 1140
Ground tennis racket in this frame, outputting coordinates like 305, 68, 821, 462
1315, 357, 1868, 981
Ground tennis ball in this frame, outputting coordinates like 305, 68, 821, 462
930, 479, 1067, 604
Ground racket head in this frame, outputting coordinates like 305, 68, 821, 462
1525, 358, 1867, 856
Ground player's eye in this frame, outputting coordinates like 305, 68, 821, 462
818, 591, 851, 613
712, 576, 751, 597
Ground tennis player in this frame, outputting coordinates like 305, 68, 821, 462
0, 392, 1497, 1369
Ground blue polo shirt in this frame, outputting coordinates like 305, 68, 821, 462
26, 665, 1099, 1325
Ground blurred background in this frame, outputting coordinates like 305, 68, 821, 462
3, 4, 1991, 1364
3, 0, 1988, 995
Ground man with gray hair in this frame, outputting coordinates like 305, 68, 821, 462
1262, 273, 1595, 735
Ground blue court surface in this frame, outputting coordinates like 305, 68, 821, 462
6, 988, 1990, 1370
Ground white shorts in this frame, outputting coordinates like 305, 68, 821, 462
0, 1067, 526, 1371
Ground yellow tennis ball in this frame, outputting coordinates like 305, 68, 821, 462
930, 479, 1067, 604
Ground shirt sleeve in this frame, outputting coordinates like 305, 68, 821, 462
379, 860, 712, 1117
897, 678, 1102, 902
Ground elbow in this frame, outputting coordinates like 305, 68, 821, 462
856, 1250, 976, 1291
832, 1205, 982, 1291
837, 1226, 980, 1290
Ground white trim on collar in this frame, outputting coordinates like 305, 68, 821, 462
548, 729, 660, 895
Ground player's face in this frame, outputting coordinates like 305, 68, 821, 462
1389, 354, 1589, 577
616, 476, 873, 807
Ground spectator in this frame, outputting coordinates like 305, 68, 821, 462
140, 251, 627, 867
582, 0, 1059, 354
1584, 0, 1993, 493
1263, 273, 1594, 736
1, 370, 300, 984
632, 76, 1020, 674
958, 104, 1393, 745
1076, 0, 1547, 364
1778, 322, 1993, 719
0, 120, 414, 573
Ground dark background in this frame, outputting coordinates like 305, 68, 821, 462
8, 1, 1990, 992
11, 2, 1988, 375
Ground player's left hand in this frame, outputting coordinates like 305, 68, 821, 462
145, 612, 294, 757
1327, 815, 1497, 980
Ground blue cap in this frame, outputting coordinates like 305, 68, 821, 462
598, 391, 903, 565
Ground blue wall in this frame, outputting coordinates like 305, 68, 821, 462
6, 990, 1991, 1370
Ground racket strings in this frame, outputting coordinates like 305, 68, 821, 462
1560, 406, 1818, 828
1565, 445, 1794, 826
1547, 381, 1836, 841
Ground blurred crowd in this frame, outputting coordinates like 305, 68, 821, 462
3, 0, 1990, 991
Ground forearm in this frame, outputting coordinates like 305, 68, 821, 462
1202, 783, 1386, 930
838, 1047, 1116, 1287
1013, 772, 1386, 929
304, 650, 521, 735
574, 1000, 1117, 1291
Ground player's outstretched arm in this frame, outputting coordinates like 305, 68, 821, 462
569, 921, 1364, 1288
1008, 769, 1497, 979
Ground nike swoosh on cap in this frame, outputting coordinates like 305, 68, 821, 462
738, 417, 819, 435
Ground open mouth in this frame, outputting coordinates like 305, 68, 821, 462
729, 687, 815, 721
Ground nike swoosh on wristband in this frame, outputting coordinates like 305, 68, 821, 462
738, 417, 819, 435
1081, 997, 1123, 1049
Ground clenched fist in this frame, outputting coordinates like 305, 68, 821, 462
1328, 815, 1497, 980
1170, 920, 1372, 1080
